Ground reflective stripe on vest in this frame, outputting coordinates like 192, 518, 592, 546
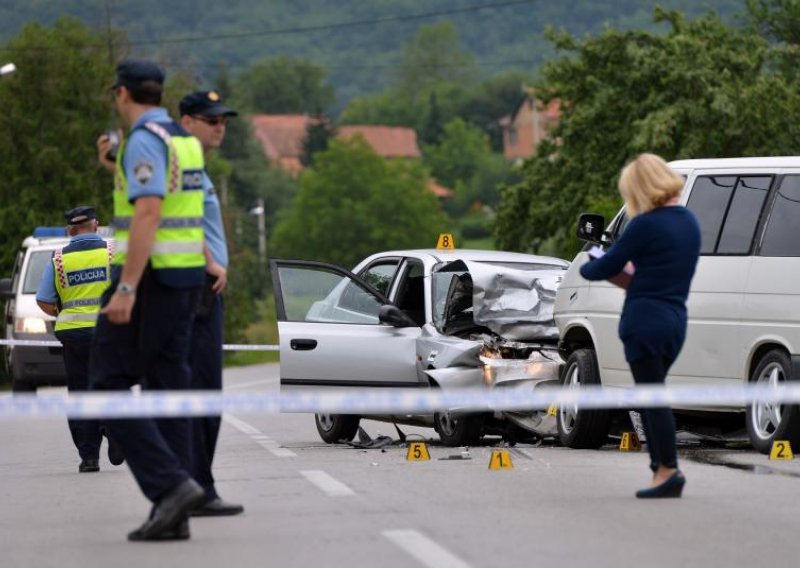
53, 243, 111, 332
113, 120, 205, 271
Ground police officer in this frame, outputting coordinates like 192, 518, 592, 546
178, 91, 244, 517
35, 207, 123, 473
91, 60, 207, 541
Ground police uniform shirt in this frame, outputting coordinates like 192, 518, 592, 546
123, 108, 171, 202
201, 171, 228, 268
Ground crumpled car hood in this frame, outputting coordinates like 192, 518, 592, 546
463, 260, 562, 341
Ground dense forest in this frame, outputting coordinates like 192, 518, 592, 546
0, 0, 744, 109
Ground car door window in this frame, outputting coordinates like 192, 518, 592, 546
686, 176, 736, 254
392, 260, 425, 326
276, 264, 383, 324
716, 176, 771, 254
358, 260, 400, 296
760, 175, 800, 257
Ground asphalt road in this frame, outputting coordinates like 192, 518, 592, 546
2, 363, 799, 567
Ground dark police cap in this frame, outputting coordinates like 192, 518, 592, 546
111, 59, 165, 91
64, 206, 97, 226
179, 91, 238, 117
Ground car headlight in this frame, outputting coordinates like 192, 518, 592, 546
15, 317, 47, 334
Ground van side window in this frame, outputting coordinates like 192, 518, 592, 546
760, 175, 800, 257
686, 176, 736, 254
717, 177, 771, 254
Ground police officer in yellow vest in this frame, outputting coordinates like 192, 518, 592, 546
36, 206, 123, 473
91, 60, 207, 542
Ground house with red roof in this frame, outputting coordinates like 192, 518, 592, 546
499, 92, 561, 163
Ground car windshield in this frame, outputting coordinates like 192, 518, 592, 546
432, 261, 565, 331
22, 250, 53, 294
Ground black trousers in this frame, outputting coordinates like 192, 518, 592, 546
89, 273, 200, 502
57, 331, 102, 461
629, 355, 679, 471
189, 291, 224, 501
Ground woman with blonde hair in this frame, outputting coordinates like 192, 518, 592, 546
580, 153, 701, 498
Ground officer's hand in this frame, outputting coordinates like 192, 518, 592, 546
101, 291, 135, 324
207, 261, 227, 294
96, 131, 120, 174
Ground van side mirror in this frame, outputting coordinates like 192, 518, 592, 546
378, 304, 418, 328
576, 213, 606, 244
0, 278, 14, 300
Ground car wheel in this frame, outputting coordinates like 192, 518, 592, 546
557, 348, 611, 449
434, 410, 484, 446
746, 349, 800, 454
315, 413, 360, 444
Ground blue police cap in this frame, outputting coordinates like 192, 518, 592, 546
111, 60, 165, 91
64, 206, 97, 226
179, 91, 238, 117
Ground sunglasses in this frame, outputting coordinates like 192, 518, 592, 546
193, 115, 228, 126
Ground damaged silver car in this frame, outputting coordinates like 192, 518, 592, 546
270, 249, 569, 446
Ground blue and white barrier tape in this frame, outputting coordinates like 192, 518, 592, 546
0, 339, 279, 352
1, 383, 799, 420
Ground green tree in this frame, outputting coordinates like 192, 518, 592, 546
0, 18, 116, 273
234, 56, 335, 114
301, 114, 335, 167
271, 137, 448, 268
495, 8, 800, 258
423, 118, 492, 189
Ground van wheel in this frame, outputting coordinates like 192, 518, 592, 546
557, 348, 611, 449
315, 413, 360, 443
746, 350, 800, 454
434, 411, 485, 446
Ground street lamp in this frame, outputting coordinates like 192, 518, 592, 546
249, 198, 267, 265
0, 62, 16, 77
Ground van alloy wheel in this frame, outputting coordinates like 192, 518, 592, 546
750, 362, 783, 441
558, 364, 580, 435
555, 348, 611, 449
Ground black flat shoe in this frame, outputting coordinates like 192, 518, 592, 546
636, 471, 685, 499
127, 479, 205, 541
190, 497, 245, 517
79, 459, 100, 473
107, 435, 125, 466
128, 517, 190, 542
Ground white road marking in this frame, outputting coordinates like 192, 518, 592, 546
223, 414, 296, 457
300, 470, 355, 496
383, 530, 471, 568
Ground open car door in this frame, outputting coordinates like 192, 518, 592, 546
270, 259, 423, 389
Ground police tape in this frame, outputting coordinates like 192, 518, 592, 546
2, 383, 800, 420
0, 339, 279, 351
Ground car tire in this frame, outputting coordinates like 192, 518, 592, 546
434, 411, 485, 446
557, 348, 611, 449
315, 413, 360, 444
746, 349, 800, 454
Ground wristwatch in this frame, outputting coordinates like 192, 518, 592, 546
117, 282, 136, 296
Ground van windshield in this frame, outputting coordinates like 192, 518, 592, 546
22, 251, 53, 294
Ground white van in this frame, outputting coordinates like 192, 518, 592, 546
554, 157, 800, 454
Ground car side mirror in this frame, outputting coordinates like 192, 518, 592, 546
576, 213, 606, 244
0, 278, 14, 300
378, 304, 418, 328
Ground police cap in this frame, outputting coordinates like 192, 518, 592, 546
64, 206, 97, 226
111, 60, 165, 92
179, 91, 238, 117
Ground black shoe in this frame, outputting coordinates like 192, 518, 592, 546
636, 471, 685, 499
190, 497, 245, 517
79, 459, 100, 473
107, 435, 125, 466
126, 479, 205, 541
128, 517, 190, 542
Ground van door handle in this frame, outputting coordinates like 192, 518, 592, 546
290, 339, 318, 351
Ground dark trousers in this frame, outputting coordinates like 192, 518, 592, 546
57, 331, 102, 461
189, 292, 223, 500
629, 355, 679, 471
89, 273, 200, 502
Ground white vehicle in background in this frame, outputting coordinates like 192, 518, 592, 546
270, 249, 569, 446
555, 157, 800, 454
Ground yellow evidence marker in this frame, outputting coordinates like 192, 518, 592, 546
770, 440, 794, 460
407, 442, 431, 461
436, 233, 455, 250
619, 432, 641, 452
547, 405, 558, 417
488, 449, 513, 470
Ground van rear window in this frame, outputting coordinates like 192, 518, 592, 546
761, 176, 800, 257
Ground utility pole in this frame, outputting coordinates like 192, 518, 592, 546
250, 198, 267, 265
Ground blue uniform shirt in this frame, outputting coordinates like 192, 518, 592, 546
202, 171, 228, 268
36, 234, 106, 304
123, 108, 171, 202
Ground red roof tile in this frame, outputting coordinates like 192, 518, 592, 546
249, 114, 315, 169
337, 125, 421, 159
